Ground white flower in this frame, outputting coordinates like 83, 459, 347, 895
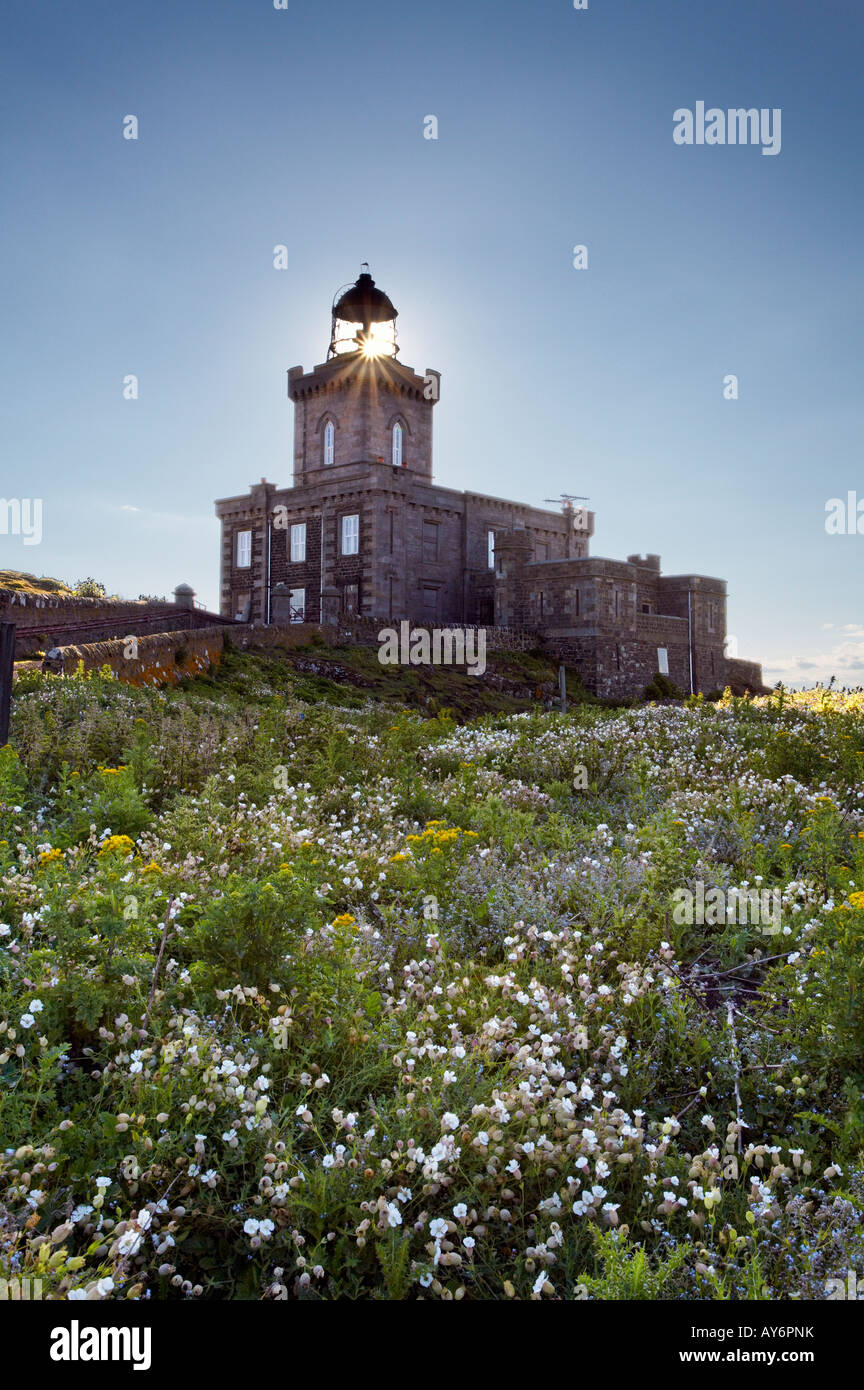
20, 1014, 35, 1029
441, 1112, 459, 1132
117, 1229, 142, 1256
429, 1218, 448, 1239
96, 1277, 115, 1297
244, 1218, 260, 1235
452, 1203, 467, 1220
67, 1289, 87, 1300
95, 1176, 111, 1188
29, 999, 43, 1013
386, 1203, 403, 1228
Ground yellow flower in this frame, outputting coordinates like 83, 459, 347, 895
140, 861, 163, 876
38, 847, 64, 866
848, 891, 864, 910
333, 913, 356, 928
99, 834, 136, 856
389, 852, 408, 863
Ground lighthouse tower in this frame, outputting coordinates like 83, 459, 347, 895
287, 266, 440, 487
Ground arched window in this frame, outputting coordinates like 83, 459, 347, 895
392, 422, 403, 468
323, 420, 335, 466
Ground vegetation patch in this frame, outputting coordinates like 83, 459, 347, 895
1, 667, 862, 1300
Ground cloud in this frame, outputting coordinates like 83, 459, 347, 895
764, 633, 864, 686
106, 503, 212, 527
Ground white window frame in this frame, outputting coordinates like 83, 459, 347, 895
392, 421, 403, 467
657, 647, 669, 676
236, 529, 252, 568
487, 529, 495, 570
341, 513, 359, 556
290, 522, 306, 563
289, 587, 306, 624
323, 420, 335, 466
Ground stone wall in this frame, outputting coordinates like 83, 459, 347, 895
1, 592, 229, 658
727, 657, 767, 694
42, 626, 230, 686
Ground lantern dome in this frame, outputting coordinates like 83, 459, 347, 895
329, 265, 399, 359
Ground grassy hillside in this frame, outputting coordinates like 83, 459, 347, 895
186, 640, 600, 720
0, 570, 73, 596
1, 663, 863, 1301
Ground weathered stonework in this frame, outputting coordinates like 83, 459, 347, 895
0, 591, 229, 659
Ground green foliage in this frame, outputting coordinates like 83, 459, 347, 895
73, 577, 107, 598
0, 671, 863, 1301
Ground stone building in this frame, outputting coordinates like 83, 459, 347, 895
215, 268, 762, 698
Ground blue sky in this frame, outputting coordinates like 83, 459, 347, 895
1, 0, 861, 684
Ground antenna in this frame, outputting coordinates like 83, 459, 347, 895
543, 494, 589, 510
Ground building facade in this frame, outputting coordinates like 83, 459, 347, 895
215, 269, 762, 698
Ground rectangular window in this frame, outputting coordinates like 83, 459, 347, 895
423, 520, 439, 562
341, 514, 359, 555
657, 647, 669, 675
289, 588, 306, 623
290, 523, 306, 563
234, 590, 251, 621
236, 529, 252, 568
487, 529, 495, 570
422, 586, 438, 618
342, 582, 359, 616
536, 542, 548, 563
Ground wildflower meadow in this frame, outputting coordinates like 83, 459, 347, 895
1, 662, 863, 1302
